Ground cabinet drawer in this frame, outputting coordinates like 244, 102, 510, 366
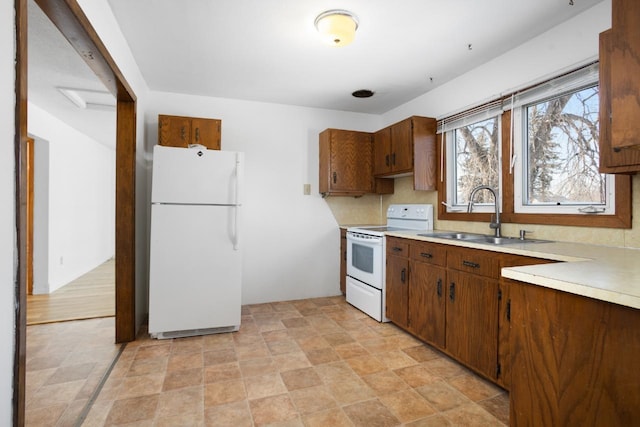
410, 241, 446, 266
386, 237, 409, 257
447, 246, 499, 278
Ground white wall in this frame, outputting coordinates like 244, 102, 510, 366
147, 92, 381, 304
382, 1, 610, 124
77, 0, 152, 330
32, 136, 49, 295
28, 102, 115, 293
0, 0, 16, 422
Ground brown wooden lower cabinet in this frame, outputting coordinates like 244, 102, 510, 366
385, 237, 552, 386
408, 262, 446, 348
446, 270, 499, 380
385, 237, 639, 425
509, 279, 640, 427
385, 238, 410, 328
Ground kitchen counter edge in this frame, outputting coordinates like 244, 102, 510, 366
385, 230, 640, 311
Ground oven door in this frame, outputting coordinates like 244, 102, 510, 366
346, 231, 383, 289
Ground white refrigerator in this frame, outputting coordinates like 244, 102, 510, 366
148, 145, 243, 339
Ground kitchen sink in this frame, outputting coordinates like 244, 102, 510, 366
420, 232, 484, 240
418, 232, 550, 246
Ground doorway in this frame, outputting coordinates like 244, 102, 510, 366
14, 0, 137, 425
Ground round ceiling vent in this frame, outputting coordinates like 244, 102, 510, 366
352, 89, 374, 98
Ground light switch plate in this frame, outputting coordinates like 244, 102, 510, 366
303, 184, 311, 195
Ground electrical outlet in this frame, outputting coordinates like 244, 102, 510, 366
303, 184, 311, 195
60, 256, 64, 265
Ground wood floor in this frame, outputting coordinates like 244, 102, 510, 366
26, 259, 115, 325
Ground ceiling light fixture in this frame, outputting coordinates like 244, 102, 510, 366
57, 87, 116, 110
314, 9, 359, 47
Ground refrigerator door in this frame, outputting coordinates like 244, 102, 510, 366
151, 145, 244, 205
148, 204, 242, 336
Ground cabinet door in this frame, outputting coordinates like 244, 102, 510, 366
598, 30, 640, 172
330, 130, 373, 193
386, 254, 409, 329
159, 115, 192, 147
610, 0, 640, 150
191, 118, 221, 150
409, 262, 446, 349
498, 255, 552, 390
412, 116, 437, 190
390, 118, 413, 173
446, 270, 499, 380
374, 127, 392, 175
510, 280, 640, 426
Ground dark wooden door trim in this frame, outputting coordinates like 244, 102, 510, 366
14, 2, 28, 424
14, 0, 137, 424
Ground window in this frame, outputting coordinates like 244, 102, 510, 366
438, 61, 631, 228
511, 66, 615, 214
441, 101, 503, 213
447, 117, 501, 210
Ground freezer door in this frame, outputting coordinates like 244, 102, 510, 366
151, 145, 244, 205
148, 204, 242, 335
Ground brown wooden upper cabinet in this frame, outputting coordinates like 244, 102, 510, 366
374, 116, 437, 190
598, 0, 640, 173
319, 128, 393, 197
158, 114, 221, 150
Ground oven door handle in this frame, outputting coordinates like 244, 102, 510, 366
347, 234, 383, 245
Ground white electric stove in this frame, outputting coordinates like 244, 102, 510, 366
345, 204, 433, 321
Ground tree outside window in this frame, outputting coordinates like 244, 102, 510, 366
453, 117, 500, 205
524, 85, 605, 206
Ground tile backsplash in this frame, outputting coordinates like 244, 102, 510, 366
325, 176, 640, 249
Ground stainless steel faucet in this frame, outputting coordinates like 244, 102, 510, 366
467, 185, 501, 237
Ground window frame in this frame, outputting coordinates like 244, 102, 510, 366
437, 63, 631, 229
500, 109, 631, 229
444, 115, 502, 214
511, 85, 616, 215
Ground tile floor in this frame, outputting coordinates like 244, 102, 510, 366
76, 296, 509, 426
25, 317, 121, 426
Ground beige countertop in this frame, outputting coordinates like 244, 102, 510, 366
385, 229, 640, 310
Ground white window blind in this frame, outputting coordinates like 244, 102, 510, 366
437, 99, 503, 134
504, 62, 599, 111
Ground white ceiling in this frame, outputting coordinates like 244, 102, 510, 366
108, 0, 603, 114
27, 0, 603, 149
28, 0, 116, 148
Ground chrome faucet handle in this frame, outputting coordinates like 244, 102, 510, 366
519, 229, 533, 240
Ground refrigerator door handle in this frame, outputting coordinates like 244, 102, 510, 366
235, 152, 241, 205
232, 152, 241, 250
232, 205, 240, 251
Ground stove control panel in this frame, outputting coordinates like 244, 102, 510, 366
387, 204, 433, 221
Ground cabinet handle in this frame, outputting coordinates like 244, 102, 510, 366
392, 247, 403, 252
385, 154, 390, 166
401, 268, 407, 284
449, 282, 455, 302
437, 278, 442, 297
506, 299, 511, 321
462, 260, 480, 269
391, 152, 396, 165
420, 252, 433, 258
195, 127, 200, 142
180, 126, 186, 141
333, 172, 337, 184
